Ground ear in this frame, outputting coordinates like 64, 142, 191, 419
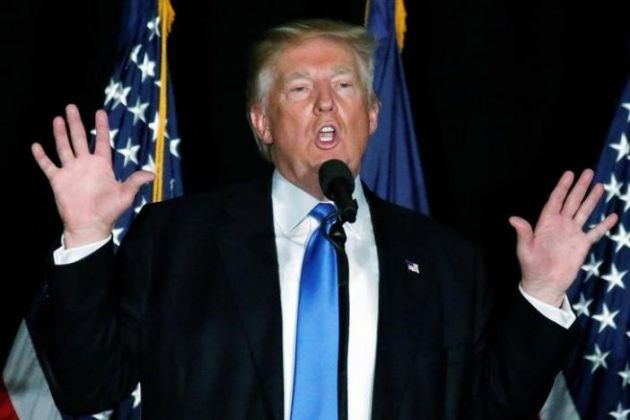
368, 97, 379, 135
249, 104, 273, 145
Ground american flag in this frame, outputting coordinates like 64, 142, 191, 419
106, 0, 183, 248
0, 0, 182, 418
541, 81, 630, 419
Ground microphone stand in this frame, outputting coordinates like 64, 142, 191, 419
328, 220, 349, 420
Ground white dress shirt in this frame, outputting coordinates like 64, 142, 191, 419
54, 170, 576, 420
271, 171, 379, 420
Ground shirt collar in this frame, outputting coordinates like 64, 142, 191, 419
271, 169, 370, 238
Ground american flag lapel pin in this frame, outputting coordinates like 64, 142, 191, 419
406, 259, 420, 274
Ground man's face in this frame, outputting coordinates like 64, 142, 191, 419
250, 36, 379, 198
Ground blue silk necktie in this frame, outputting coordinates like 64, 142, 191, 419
291, 203, 339, 420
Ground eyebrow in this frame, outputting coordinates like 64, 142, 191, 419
331, 66, 354, 76
283, 66, 356, 84
283, 71, 311, 83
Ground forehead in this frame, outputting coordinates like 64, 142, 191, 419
272, 36, 359, 80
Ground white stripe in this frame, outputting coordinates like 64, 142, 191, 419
540, 372, 581, 420
2, 321, 62, 420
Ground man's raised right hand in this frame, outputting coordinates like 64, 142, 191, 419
31, 104, 155, 248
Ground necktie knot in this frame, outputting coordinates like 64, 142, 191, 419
310, 203, 336, 224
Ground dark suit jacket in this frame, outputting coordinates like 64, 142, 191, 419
33, 177, 574, 419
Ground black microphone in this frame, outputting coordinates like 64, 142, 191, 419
319, 159, 352, 420
319, 159, 358, 224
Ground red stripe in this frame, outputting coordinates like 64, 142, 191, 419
0, 379, 19, 420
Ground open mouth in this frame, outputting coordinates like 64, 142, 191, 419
316, 124, 339, 149
319, 125, 335, 142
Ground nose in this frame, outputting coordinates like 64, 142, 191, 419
314, 85, 336, 114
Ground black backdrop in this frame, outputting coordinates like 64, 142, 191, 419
2, 0, 629, 367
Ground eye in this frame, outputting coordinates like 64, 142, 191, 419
285, 82, 312, 100
334, 79, 355, 92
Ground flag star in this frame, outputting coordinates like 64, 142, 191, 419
147, 16, 160, 40
112, 84, 131, 109
154, 80, 161, 88
127, 98, 149, 125
108, 128, 119, 148
148, 112, 169, 141
604, 174, 623, 202
581, 254, 603, 281
622, 102, 630, 122
610, 224, 630, 253
112, 227, 125, 247
600, 263, 627, 292
130, 44, 142, 64
104, 79, 120, 106
89, 127, 119, 149
407, 261, 420, 273
584, 344, 610, 373
142, 154, 156, 173
609, 133, 630, 162
619, 363, 630, 388
131, 383, 142, 408
571, 293, 592, 317
116, 138, 141, 167
609, 403, 630, 420
170, 138, 181, 158
137, 53, 156, 82
91, 410, 113, 420
134, 196, 148, 214
592, 303, 619, 333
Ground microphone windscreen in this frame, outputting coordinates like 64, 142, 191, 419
319, 159, 354, 200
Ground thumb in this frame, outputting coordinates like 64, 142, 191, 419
121, 170, 155, 201
508, 216, 534, 251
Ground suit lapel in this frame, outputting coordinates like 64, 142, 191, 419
367, 192, 439, 419
216, 178, 284, 420
213, 181, 439, 420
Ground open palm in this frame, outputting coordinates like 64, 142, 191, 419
509, 170, 618, 306
31, 105, 154, 248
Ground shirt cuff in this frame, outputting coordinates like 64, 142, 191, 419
53, 235, 112, 265
518, 284, 576, 330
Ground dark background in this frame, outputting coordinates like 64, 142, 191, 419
2, 0, 629, 367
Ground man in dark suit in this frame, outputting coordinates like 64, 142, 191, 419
31, 20, 617, 419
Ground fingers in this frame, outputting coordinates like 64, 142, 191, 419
65, 104, 89, 156
53, 116, 74, 165
561, 169, 593, 218
587, 213, 619, 243
540, 171, 574, 218
121, 170, 155, 203
94, 110, 112, 158
51, 105, 109, 165
574, 183, 605, 225
31, 142, 58, 179
541, 169, 607, 229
